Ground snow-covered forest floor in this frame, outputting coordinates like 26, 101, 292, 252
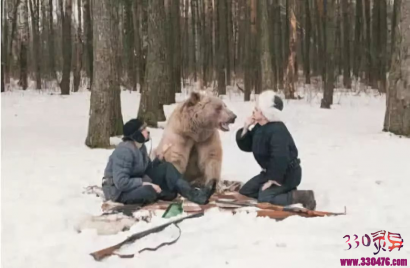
2, 85, 409, 268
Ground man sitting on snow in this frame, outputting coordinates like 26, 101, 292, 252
101, 118, 216, 206
235, 90, 316, 210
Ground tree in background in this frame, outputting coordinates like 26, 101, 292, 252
18, 0, 29, 90
85, 0, 123, 148
59, 0, 72, 95
383, 0, 410, 137
137, 0, 169, 127
321, 0, 337, 109
259, 0, 274, 92
284, 0, 296, 99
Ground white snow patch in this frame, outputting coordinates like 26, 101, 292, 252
1, 89, 410, 268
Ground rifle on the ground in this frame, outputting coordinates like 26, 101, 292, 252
215, 200, 346, 218
90, 211, 204, 261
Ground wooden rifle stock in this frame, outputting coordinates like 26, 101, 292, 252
90, 211, 204, 261
216, 200, 346, 217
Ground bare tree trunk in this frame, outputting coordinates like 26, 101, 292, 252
233, 0, 239, 77
315, 0, 325, 80
132, 0, 145, 91
244, 0, 251, 101
276, 0, 284, 89
18, 0, 29, 90
321, 0, 336, 109
165, 0, 176, 103
378, 0, 387, 93
122, 0, 135, 91
86, 0, 123, 148
140, 0, 149, 88
383, 0, 410, 137
195, 0, 203, 88
267, 1, 277, 90
217, 0, 227, 95
250, 0, 260, 94
182, 0, 189, 81
310, 0, 319, 75
47, 0, 56, 79
202, 0, 209, 87
372, 0, 380, 90
40, 0, 48, 78
341, 0, 351, 88
353, 0, 363, 78
6, 0, 21, 83
305, 0, 311, 84
2, 0, 7, 91
226, 0, 232, 85
389, 0, 400, 71
364, 0, 372, 85
138, 0, 169, 127
28, 0, 41, 89
284, 0, 297, 99
60, 0, 72, 95
73, 0, 83, 92
213, 0, 218, 82
335, 0, 342, 76
191, 0, 197, 82
83, 0, 93, 87
259, 0, 273, 92
173, 0, 182, 93
1, 61, 4, 92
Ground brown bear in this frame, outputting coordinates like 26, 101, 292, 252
153, 91, 237, 192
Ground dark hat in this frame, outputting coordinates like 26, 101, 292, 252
123, 118, 149, 143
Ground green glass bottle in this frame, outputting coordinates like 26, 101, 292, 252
162, 201, 184, 218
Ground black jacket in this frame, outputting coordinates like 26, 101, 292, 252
236, 122, 299, 185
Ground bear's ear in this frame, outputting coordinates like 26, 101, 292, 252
185, 91, 201, 107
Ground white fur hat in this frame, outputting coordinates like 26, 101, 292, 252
256, 90, 284, 122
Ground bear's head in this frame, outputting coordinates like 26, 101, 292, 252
182, 91, 237, 132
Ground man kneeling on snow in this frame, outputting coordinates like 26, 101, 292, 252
236, 90, 316, 210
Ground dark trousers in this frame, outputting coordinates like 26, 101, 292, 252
239, 166, 302, 206
118, 160, 182, 205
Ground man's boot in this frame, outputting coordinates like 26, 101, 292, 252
291, 190, 316, 210
175, 179, 217, 205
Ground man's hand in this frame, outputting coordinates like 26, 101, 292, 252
241, 116, 256, 137
261, 180, 282, 191
143, 182, 162, 193
244, 115, 255, 128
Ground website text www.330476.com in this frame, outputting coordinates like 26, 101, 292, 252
340, 257, 407, 266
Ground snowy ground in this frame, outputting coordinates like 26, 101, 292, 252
2, 87, 410, 268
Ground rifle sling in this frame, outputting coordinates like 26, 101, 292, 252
114, 223, 182, 258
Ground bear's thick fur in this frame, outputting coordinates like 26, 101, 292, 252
154, 92, 237, 190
